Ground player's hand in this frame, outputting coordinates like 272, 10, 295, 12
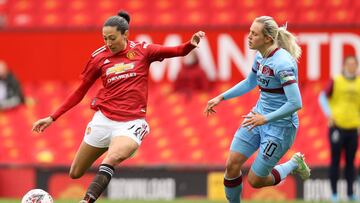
204, 95, 224, 117
32, 116, 54, 133
242, 111, 267, 130
191, 31, 205, 47
328, 117, 334, 127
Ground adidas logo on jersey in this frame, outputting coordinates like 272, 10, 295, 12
104, 59, 110, 64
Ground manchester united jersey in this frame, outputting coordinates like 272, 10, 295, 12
51, 40, 196, 121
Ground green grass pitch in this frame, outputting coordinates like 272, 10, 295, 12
0, 199, 328, 203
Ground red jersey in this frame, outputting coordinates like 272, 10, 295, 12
51, 40, 196, 121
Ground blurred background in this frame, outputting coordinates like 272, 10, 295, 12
0, 0, 359, 202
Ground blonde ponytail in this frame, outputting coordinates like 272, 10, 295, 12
277, 27, 302, 61
255, 16, 302, 61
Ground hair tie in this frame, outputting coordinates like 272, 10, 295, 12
276, 22, 288, 40
283, 22, 288, 31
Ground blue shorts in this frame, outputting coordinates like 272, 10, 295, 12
230, 123, 296, 177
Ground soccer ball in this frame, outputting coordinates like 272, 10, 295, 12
21, 189, 53, 203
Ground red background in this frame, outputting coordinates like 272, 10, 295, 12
0, 29, 359, 83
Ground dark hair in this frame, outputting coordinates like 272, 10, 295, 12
343, 55, 359, 65
103, 11, 130, 34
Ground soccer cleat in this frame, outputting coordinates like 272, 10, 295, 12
331, 194, 339, 203
349, 194, 357, 202
79, 200, 88, 203
291, 152, 311, 180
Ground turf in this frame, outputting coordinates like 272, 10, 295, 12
0, 199, 328, 203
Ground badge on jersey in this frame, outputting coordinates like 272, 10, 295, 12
86, 126, 92, 135
278, 70, 296, 84
260, 65, 274, 76
126, 51, 137, 60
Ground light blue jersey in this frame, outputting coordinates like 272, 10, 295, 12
253, 48, 299, 128
223, 48, 302, 128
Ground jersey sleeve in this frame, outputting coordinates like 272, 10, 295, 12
275, 63, 297, 86
50, 57, 99, 120
264, 83, 302, 122
145, 41, 196, 62
318, 91, 331, 117
80, 57, 102, 82
222, 54, 260, 99
222, 71, 257, 100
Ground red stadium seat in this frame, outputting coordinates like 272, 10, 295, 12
295, 0, 322, 9
291, 8, 325, 25
0, 0, 357, 28
325, 8, 356, 25
0, 81, 355, 167
236, 0, 265, 10
209, 10, 238, 27
324, 0, 351, 8
7, 12, 38, 28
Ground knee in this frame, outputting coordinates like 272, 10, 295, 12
104, 153, 128, 166
247, 177, 263, 188
69, 168, 84, 179
225, 161, 241, 178
247, 171, 265, 188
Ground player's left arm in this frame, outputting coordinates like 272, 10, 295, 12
264, 83, 302, 122
242, 65, 302, 130
146, 31, 205, 61
242, 83, 302, 130
263, 63, 302, 122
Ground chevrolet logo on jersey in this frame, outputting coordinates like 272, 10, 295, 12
106, 63, 135, 75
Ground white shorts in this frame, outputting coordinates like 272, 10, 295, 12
84, 111, 150, 148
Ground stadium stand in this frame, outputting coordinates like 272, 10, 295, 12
0, 81, 348, 168
0, 0, 357, 168
1, 0, 359, 201
0, 0, 359, 29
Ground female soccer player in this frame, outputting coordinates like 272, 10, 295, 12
32, 11, 205, 203
204, 16, 310, 203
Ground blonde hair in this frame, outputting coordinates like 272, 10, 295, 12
255, 16, 301, 61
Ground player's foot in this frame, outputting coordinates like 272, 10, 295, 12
331, 194, 338, 203
79, 200, 88, 203
291, 152, 311, 180
349, 194, 357, 201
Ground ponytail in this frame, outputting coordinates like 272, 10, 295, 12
277, 27, 301, 61
255, 16, 301, 61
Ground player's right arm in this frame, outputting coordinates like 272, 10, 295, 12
222, 70, 257, 100
204, 54, 259, 116
204, 71, 257, 116
32, 58, 101, 133
318, 79, 334, 125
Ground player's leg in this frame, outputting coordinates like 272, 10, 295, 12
69, 142, 108, 179
224, 126, 260, 203
247, 124, 309, 187
70, 111, 111, 179
82, 136, 139, 202
329, 127, 342, 202
344, 128, 358, 200
247, 135, 287, 188
82, 118, 149, 203
272, 125, 310, 182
